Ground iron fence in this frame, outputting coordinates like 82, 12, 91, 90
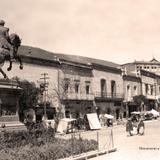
95, 92, 124, 99
57, 127, 116, 160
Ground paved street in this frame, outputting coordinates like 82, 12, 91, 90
91, 119, 160, 160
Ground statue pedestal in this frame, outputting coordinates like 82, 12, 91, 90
0, 115, 26, 132
0, 115, 19, 122
0, 79, 27, 132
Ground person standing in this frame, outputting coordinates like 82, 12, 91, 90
137, 117, 145, 135
126, 118, 133, 136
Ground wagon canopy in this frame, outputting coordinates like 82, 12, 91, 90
104, 114, 114, 119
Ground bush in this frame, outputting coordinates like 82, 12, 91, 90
0, 130, 98, 160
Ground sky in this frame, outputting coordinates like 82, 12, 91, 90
1, 0, 160, 64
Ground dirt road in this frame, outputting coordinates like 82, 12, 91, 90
91, 119, 160, 160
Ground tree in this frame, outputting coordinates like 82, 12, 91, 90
133, 95, 147, 105
47, 65, 76, 123
51, 76, 72, 121
133, 95, 147, 111
12, 77, 40, 121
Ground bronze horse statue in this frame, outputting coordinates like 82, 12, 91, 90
0, 33, 23, 79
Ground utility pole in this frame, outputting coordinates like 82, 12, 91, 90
40, 73, 50, 120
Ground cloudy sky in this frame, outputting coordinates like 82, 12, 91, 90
1, 0, 160, 64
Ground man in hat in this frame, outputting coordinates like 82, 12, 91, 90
0, 20, 14, 61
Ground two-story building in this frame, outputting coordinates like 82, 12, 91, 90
1, 46, 96, 119
122, 73, 141, 117
122, 59, 160, 114
2, 45, 160, 121
2, 46, 60, 110
91, 61, 124, 119
140, 70, 158, 111
56, 59, 94, 118
122, 69, 160, 116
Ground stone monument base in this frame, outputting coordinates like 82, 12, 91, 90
0, 79, 27, 132
0, 118, 27, 132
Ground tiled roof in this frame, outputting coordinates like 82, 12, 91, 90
54, 53, 120, 68
18, 45, 120, 69
18, 46, 57, 62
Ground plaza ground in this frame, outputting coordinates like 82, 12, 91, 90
90, 119, 160, 160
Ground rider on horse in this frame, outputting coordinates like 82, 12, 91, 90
0, 20, 23, 79
0, 20, 14, 62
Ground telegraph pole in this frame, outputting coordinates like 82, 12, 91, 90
40, 73, 50, 120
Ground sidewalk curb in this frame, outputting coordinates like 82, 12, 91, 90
58, 148, 117, 160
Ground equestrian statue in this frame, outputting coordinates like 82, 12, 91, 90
0, 19, 23, 79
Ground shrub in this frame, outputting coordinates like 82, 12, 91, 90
0, 131, 98, 160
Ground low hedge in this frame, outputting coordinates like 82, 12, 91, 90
0, 131, 98, 160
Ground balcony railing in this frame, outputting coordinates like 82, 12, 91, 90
95, 92, 124, 99
145, 94, 156, 100
62, 92, 95, 100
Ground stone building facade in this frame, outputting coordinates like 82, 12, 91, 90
1, 45, 160, 121
122, 74, 141, 117
92, 64, 124, 119
140, 70, 159, 111
122, 58, 160, 75
2, 46, 60, 110
57, 61, 94, 118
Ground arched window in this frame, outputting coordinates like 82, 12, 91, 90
111, 80, 116, 97
127, 85, 131, 99
145, 84, 149, 95
134, 86, 137, 95
74, 80, 80, 94
64, 78, 70, 93
100, 79, 107, 97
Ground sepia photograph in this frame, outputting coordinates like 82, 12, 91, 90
0, 0, 160, 159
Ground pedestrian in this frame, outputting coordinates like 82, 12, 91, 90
84, 114, 90, 130
47, 122, 55, 137
137, 117, 145, 135
126, 118, 133, 136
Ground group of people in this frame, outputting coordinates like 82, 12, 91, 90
126, 116, 145, 136
99, 114, 113, 127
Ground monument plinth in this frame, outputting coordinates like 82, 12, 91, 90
0, 79, 26, 131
